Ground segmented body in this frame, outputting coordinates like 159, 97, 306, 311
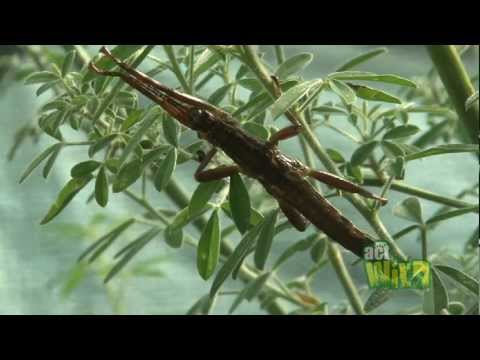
200, 112, 374, 258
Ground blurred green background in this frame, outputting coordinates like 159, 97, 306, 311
0, 45, 477, 314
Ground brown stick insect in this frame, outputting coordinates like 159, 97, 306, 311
89, 46, 387, 258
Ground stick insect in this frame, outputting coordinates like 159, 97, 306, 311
89, 46, 387, 258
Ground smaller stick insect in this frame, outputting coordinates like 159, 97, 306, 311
89, 46, 387, 258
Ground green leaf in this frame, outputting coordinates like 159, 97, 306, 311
350, 141, 378, 167
383, 125, 420, 140
364, 288, 392, 313
237, 78, 264, 92
393, 197, 423, 224
328, 71, 417, 88
426, 206, 479, 225
61, 263, 87, 298
272, 234, 317, 270
253, 209, 278, 270
275, 53, 313, 79
423, 267, 449, 315
121, 109, 144, 132
162, 116, 180, 147
243, 122, 270, 141
119, 114, 157, 166
189, 180, 223, 217
336, 48, 388, 71
349, 84, 401, 104
465, 91, 478, 111
164, 225, 183, 248
346, 163, 363, 184
40, 175, 93, 225
193, 48, 223, 79
435, 265, 479, 295
24, 71, 58, 85
328, 79, 356, 105
381, 140, 405, 159
310, 236, 328, 263
405, 144, 479, 161
210, 221, 264, 297
104, 227, 160, 283
84, 45, 144, 82
229, 173, 251, 234
270, 79, 323, 120
71, 160, 101, 178
197, 210, 221, 280
208, 84, 233, 105
36, 81, 60, 96
88, 133, 118, 158
312, 105, 349, 115
229, 272, 271, 314
77, 218, 135, 262
42, 143, 62, 179
447, 301, 466, 315
153, 147, 177, 192
186, 293, 217, 315
61, 50, 76, 77
326, 148, 346, 163
95, 167, 109, 207
112, 158, 143, 193
18, 143, 62, 184
387, 156, 405, 180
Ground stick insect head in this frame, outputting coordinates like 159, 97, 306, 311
88, 46, 211, 131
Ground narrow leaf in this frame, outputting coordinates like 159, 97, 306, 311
229, 173, 251, 234
197, 210, 221, 280
77, 218, 135, 262
104, 227, 160, 283
349, 84, 401, 104
229, 272, 271, 314
70, 160, 101, 178
383, 125, 420, 140
254, 209, 278, 270
208, 84, 233, 105
189, 180, 223, 217
164, 225, 183, 248
272, 234, 317, 270
24, 71, 58, 85
153, 147, 177, 192
393, 197, 423, 224
19, 143, 62, 184
336, 48, 388, 71
112, 159, 143, 193
350, 141, 378, 167
328, 71, 417, 88
405, 144, 479, 161
210, 221, 264, 297
95, 167, 109, 207
364, 288, 392, 313
119, 114, 157, 166
329, 79, 356, 105
270, 79, 323, 120
275, 53, 313, 79
121, 109, 144, 132
162, 116, 180, 147
88, 133, 118, 158
61, 50, 76, 77
40, 175, 93, 225
42, 143, 62, 179
435, 264, 479, 295
423, 267, 449, 314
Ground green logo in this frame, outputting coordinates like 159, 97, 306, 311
363, 242, 431, 289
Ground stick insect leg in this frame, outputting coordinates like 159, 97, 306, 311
308, 169, 388, 206
278, 199, 310, 231
267, 124, 302, 147
194, 148, 240, 182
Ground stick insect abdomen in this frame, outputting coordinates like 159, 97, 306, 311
201, 114, 374, 258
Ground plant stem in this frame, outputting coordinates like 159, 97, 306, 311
426, 46, 479, 144
274, 45, 285, 65
362, 176, 479, 211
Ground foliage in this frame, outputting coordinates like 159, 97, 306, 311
4, 45, 479, 315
